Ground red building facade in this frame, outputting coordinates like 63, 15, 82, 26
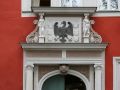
0, 0, 120, 90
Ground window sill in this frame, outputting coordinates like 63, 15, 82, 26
93, 11, 120, 17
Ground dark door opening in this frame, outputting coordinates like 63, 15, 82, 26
65, 75, 86, 90
42, 74, 86, 90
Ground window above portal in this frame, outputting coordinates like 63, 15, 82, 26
31, 0, 119, 10
21, 0, 120, 17
31, 0, 97, 7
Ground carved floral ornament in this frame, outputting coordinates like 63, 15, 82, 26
26, 14, 102, 43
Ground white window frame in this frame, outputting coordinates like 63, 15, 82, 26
113, 57, 120, 90
21, 0, 36, 17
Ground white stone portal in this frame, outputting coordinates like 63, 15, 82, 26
22, 4, 107, 90
21, 43, 107, 90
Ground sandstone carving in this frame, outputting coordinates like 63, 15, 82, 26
26, 20, 39, 43
90, 26, 102, 43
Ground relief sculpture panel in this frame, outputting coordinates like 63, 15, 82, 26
44, 17, 82, 43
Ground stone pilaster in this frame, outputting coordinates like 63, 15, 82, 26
25, 64, 34, 90
94, 64, 103, 90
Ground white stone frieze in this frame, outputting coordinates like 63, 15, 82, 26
26, 14, 102, 43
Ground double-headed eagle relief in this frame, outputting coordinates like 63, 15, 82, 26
54, 21, 73, 43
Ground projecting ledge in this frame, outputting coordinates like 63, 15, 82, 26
21, 43, 108, 51
31, 7, 97, 15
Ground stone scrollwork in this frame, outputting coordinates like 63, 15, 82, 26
90, 26, 102, 43
26, 14, 45, 43
82, 14, 102, 43
26, 14, 102, 44
26, 20, 39, 43
90, 20, 102, 43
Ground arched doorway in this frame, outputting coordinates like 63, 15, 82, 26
42, 74, 86, 90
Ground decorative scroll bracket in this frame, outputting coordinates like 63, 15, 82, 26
26, 20, 39, 43
26, 13, 45, 43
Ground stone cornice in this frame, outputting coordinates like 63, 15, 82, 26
21, 43, 108, 51
31, 7, 97, 15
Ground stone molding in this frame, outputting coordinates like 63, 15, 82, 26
32, 7, 97, 15
21, 43, 108, 51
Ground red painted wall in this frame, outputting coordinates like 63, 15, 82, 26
0, 0, 120, 90
93, 17, 120, 90
0, 0, 34, 90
